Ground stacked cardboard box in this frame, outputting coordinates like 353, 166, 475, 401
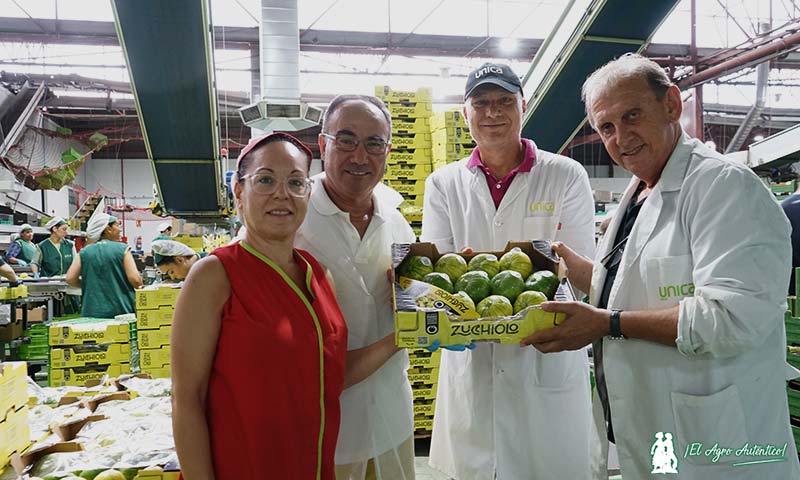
135, 286, 180, 379
48, 318, 132, 386
407, 348, 440, 436
431, 110, 476, 170
376, 86, 434, 237
0, 362, 29, 469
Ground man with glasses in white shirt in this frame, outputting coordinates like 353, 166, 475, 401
296, 94, 416, 480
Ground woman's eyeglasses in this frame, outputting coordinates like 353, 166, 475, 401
239, 173, 313, 197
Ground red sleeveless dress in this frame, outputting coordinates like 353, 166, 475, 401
206, 242, 347, 479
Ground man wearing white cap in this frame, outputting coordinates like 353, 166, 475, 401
6, 223, 39, 274
153, 222, 173, 242
67, 212, 142, 317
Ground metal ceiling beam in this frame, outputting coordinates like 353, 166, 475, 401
5, 17, 800, 66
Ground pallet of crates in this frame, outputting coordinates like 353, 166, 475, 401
135, 286, 180, 379
47, 317, 132, 387
0, 361, 30, 470
407, 350, 441, 437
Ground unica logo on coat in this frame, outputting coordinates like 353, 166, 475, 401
529, 201, 555, 214
658, 283, 695, 300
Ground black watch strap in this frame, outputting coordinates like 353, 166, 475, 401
610, 309, 625, 339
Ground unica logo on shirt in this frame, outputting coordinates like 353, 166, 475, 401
529, 201, 555, 214
658, 283, 695, 300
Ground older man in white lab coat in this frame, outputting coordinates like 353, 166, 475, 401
421, 63, 596, 479
524, 53, 800, 479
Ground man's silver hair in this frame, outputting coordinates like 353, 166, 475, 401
321, 94, 392, 140
581, 53, 674, 129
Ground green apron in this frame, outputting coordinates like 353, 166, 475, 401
16, 239, 37, 263
37, 238, 75, 276
79, 239, 136, 318
38, 238, 80, 314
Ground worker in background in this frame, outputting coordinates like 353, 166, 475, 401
7, 223, 39, 275
421, 63, 596, 479
153, 222, 173, 242
151, 239, 199, 281
172, 133, 348, 479
37, 217, 76, 277
38, 216, 80, 314
66, 212, 141, 318
295, 95, 416, 480
782, 192, 800, 294
524, 53, 800, 479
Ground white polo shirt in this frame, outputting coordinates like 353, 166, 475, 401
295, 172, 415, 464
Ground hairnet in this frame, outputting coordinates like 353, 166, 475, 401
45, 217, 67, 230
19, 223, 32, 232
86, 213, 117, 240
151, 240, 195, 257
157, 222, 172, 233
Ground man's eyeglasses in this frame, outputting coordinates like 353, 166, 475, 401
321, 132, 390, 155
239, 173, 313, 197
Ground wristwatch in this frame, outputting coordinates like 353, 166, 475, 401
609, 309, 625, 340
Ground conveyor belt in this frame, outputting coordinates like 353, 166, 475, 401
111, 0, 226, 218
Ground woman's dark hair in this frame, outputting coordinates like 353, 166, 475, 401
236, 132, 314, 182
155, 255, 194, 266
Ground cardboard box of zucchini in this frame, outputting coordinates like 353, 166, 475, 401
393, 241, 575, 348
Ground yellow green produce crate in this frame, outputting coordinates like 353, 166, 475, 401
0, 405, 30, 467
137, 325, 172, 349
393, 241, 572, 349
136, 286, 181, 310
407, 366, 440, 385
49, 363, 130, 387
793, 425, 800, 453
431, 110, 467, 130
392, 118, 431, 135
0, 362, 27, 419
386, 163, 433, 181
400, 194, 424, 207
139, 346, 171, 369
140, 365, 171, 379
790, 297, 797, 317
50, 343, 131, 369
786, 312, 800, 346
432, 126, 474, 144
414, 414, 434, 432
411, 381, 438, 400
387, 179, 425, 196
408, 349, 441, 369
413, 398, 435, 416
49, 318, 130, 346
432, 142, 474, 161
391, 134, 432, 150
388, 102, 433, 119
136, 306, 175, 330
0, 286, 27, 300
400, 205, 423, 223
375, 86, 432, 103
173, 235, 204, 253
388, 149, 432, 165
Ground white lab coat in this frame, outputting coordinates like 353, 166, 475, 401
421, 144, 596, 480
590, 133, 800, 479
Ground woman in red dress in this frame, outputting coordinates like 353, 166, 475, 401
171, 133, 348, 479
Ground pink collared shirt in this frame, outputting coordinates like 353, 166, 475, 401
468, 138, 537, 208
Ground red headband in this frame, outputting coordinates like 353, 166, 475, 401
236, 132, 313, 170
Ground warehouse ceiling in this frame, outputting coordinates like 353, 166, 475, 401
0, 0, 798, 161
